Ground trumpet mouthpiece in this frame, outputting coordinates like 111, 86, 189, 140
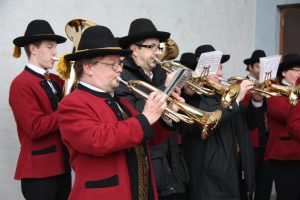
52, 57, 59, 61
117, 77, 128, 85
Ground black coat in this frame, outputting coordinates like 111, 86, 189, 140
115, 56, 190, 197
115, 56, 167, 112
181, 94, 257, 200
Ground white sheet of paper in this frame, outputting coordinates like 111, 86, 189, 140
192, 51, 223, 78
259, 55, 282, 83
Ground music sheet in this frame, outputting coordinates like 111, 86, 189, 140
164, 68, 188, 95
259, 55, 282, 83
192, 50, 223, 78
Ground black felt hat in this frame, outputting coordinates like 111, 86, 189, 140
65, 25, 132, 61
179, 52, 198, 70
195, 44, 230, 64
118, 18, 170, 48
12, 20, 66, 58
13, 19, 66, 47
244, 50, 266, 67
277, 53, 300, 78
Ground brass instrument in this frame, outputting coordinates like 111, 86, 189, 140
224, 76, 300, 105
156, 39, 215, 96
63, 19, 97, 95
226, 76, 280, 98
193, 68, 237, 109
157, 38, 179, 61
263, 80, 300, 105
118, 77, 222, 139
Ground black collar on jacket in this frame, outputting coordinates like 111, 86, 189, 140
25, 66, 44, 79
123, 56, 151, 82
77, 83, 132, 117
77, 83, 113, 99
25, 66, 62, 111
123, 55, 166, 85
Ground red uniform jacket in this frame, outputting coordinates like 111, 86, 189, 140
265, 96, 300, 160
9, 67, 67, 179
58, 84, 172, 200
288, 101, 300, 143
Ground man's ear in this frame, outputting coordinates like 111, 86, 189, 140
83, 63, 93, 76
29, 44, 38, 55
130, 44, 138, 57
248, 64, 253, 71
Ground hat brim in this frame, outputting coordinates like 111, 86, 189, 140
118, 31, 170, 48
65, 49, 132, 61
13, 34, 66, 47
221, 54, 230, 64
243, 57, 260, 65
279, 57, 300, 69
277, 56, 300, 77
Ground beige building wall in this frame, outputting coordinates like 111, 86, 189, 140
0, 0, 255, 199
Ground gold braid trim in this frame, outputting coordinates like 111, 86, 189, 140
13, 46, 21, 58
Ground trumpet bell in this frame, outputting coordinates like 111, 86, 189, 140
171, 100, 222, 138
200, 110, 222, 140
118, 77, 222, 137
221, 82, 240, 109
289, 84, 300, 106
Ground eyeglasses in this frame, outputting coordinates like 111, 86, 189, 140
95, 60, 124, 71
135, 44, 163, 52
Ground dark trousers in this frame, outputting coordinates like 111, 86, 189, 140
253, 148, 273, 200
159, 193, 186, 200
271, 160, 300, 200
237, 152, 251, 200
21, 173, 71, 200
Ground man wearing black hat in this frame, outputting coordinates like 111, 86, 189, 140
244, 50, 266, 81
116, 18, 189, 200
265, 53, 300, 200
178, 52, 198, 97
57, 25, 179, 200
117, 18, 175, 111
180, 44, 259, 200
242, 50, 274, 200
9, 20, 71, 200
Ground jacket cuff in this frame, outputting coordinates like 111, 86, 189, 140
135, 114, 153, 142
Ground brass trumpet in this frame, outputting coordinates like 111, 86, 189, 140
192, 68, 237, 109
223, 76, 300, 105
118, 77, 222, 139
226, 77, 280, 98
214, 76, 280, 109
156, 39, 215, 96
262, 80, 300, 105
154, 57, 214, 95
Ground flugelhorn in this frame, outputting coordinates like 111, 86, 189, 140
262, 79, 300, 105
224, 76, 281, 98
192, 67, 238, 109
118, 77, 222, 139
156, 39, 215, 96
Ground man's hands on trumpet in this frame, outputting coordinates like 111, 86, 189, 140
142, 86, 185, 125
142, 92, 168, 125
169, 86, 185, 112
235, 80, 254, 103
